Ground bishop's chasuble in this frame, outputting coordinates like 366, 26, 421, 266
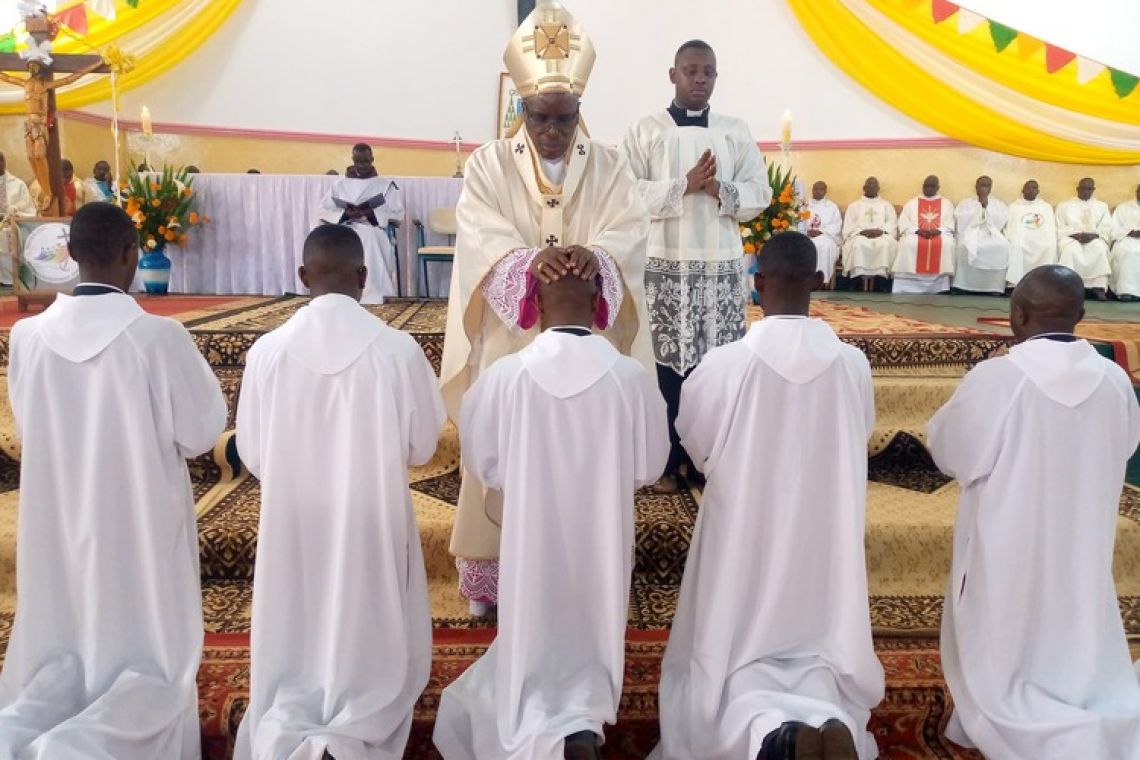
441, 126, 652, 601
620, 109, 770, 375
892, 195, 955, 293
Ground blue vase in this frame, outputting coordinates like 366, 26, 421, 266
138, 244, 172, 294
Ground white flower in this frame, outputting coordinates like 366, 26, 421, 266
741, 227, 753, 238
146, 239, 157, 249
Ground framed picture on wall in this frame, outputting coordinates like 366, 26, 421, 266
498, 72, 524, 138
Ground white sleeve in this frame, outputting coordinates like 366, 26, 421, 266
619, 124, 686, 220
458, 368, 504, 490
725, 131, 771, 222
235, 348, 263, 479
926, 362, 1011, 486
400, 341, 446, 467
480, 247, 538, 329
153, 322, 227, 459
632, 368, 670, 488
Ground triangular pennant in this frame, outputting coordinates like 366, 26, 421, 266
56, 4, 88, 35
957, 9, 985, 34
1076, 56, 1106, 84
1110, 69, 1139, 98
0, 33, 14, 53
931, 0, 959, 23
1045, 44, 1076, 73
125, 0, 139, 7
85, 0, 115, 20
1016, 33, 1044, 59
988, 21, 1017, 52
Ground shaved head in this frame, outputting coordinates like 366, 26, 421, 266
1010, 265, 1085, 341
756, 231, 823, 315
299, 224, 366, 299
68, 203, 139, 291
537, 272, 598, 330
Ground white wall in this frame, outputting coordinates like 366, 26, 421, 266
83, 0, 1129, 146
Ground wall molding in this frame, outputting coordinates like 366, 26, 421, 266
60, 109, 964, 152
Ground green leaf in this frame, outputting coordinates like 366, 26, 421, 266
1111, 68, 1139, 98
988, 22, 1017, 53
0, 34, 15, 53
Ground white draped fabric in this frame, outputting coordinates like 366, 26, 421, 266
158, 175, 462, 297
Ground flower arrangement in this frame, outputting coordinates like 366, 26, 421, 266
123, 166, 208, 251
740, 163, 810, 255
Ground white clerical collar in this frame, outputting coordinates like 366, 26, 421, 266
923, 195, 941, 200
540, 157, 566, 185
672, 101, 710, 118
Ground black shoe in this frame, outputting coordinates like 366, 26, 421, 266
758, 722, 823, 760
1090, 288, 1109, 301
1121, 294, 1139, 302
564, 730, 602, 760
820, 718, 858, 759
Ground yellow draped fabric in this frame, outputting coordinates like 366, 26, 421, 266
787, 0, 1140, 165
0, 0, 241, 114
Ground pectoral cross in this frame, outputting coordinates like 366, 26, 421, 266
0, 13, 110, 217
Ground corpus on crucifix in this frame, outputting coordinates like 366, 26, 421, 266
0, 12, 109, 216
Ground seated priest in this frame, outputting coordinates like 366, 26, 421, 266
84, 160, 116, 203
892, 175, 955, 294
0, 151, 37, 287
841, 176, 897, 290
1110, 183, 1140, 301
800, 180, 842, 285
315, 143, 403, 303
1056, 177, 1112, 301
952, 175, 1009, 295
1004, 180, 1058, 288
30, 159, 88, 217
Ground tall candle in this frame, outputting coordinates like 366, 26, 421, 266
780, 109, 793, 145
140, 106, 153, 137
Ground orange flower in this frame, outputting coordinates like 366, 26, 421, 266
164, 231, 176, 242
150, 199, 161, 208
150, 182, 161, 192
188, 212, 199, 224
157, 226, 167, 235
799, 210, 811, 220
743, 242, 756, 254
183, 188, 193, 197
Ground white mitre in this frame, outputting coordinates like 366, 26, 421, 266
504, 0, 596, 98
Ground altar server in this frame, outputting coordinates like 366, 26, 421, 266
841, 176, 897, 287
952, 175, 1009, 294
0, 203, 226, 758
651, 231, 884, 760
929, 265, 1140, 759
892, 175, 955, 293
1110, 183, 1140, 301
234, 224, 443, 760
800, 180, 842, 285
1056, 177, 1113, 300
1004, 179, 1058, 287
442, 0, 652, 615
434, 274, 668, 760
621, 39, 770, 493
316, 143, 403, 304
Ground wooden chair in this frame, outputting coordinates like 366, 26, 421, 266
412, 207, 456, 298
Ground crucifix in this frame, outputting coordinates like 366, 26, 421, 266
0, 13, 109, 217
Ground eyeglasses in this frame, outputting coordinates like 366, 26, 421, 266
526, 112, 579, 132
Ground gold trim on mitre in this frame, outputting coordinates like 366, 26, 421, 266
504, 0, 596, 98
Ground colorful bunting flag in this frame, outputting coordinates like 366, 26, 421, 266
126, 0, 139, 7
1076, 56, 1106, 84
987, 21, 1017, 53
1015, 33, 1044, 60
931, 0, 959, 23
56, 4, 89, 35
957, 9, 985, 34
0, 33, 14, 53
1044, 44, 1076, 73
1111, 69, 1139, 98
86, 0, 116, 20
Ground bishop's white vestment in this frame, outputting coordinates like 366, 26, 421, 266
1110, 200, 1140, 298
233, 294, 445, 760
433, 330, 668, 759
928, 337, 1140, 759
799, 198, 842, 281
440, 127, 652, 604
1004, 198, 1058, 286
0, 172, 37, 286
649, 317, 884, 760
316, 177, 403, 304
952, 196, 1009, 294
1056, 197, 1113, 289
892, 195, 955, 293
841, 197, 897, 277
0, 292, 227, 759
620, 110, 770, 375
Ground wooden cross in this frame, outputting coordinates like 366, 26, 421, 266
0, 14, 109, 217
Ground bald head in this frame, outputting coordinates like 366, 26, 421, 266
1010, 265, 1085, 342
538, 272, 598, 330
299, 224, 366, 299
756, 231, 822, 315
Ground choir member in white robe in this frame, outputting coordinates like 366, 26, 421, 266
892, 175, 955, 293
651, 232, 884, 760
952, 175, 1009, 294
620, 39, 770, 492
1110, 183, 1140, 300
1056, 177, 1113, 300
841, 176, 897, 288
233, 225, 444, 760
929, 265, 1140, 759
0, 152, 37, 286
442, 0, 652, 615
1004, 180, 1058, 287
315, 144, 403, 304
799, 180, 842, 285
434, 274, 669, 760
0, 203, 227, 759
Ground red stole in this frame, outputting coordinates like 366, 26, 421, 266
916, 197, 944, 274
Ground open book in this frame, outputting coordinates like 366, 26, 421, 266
331, 177, 394, 210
